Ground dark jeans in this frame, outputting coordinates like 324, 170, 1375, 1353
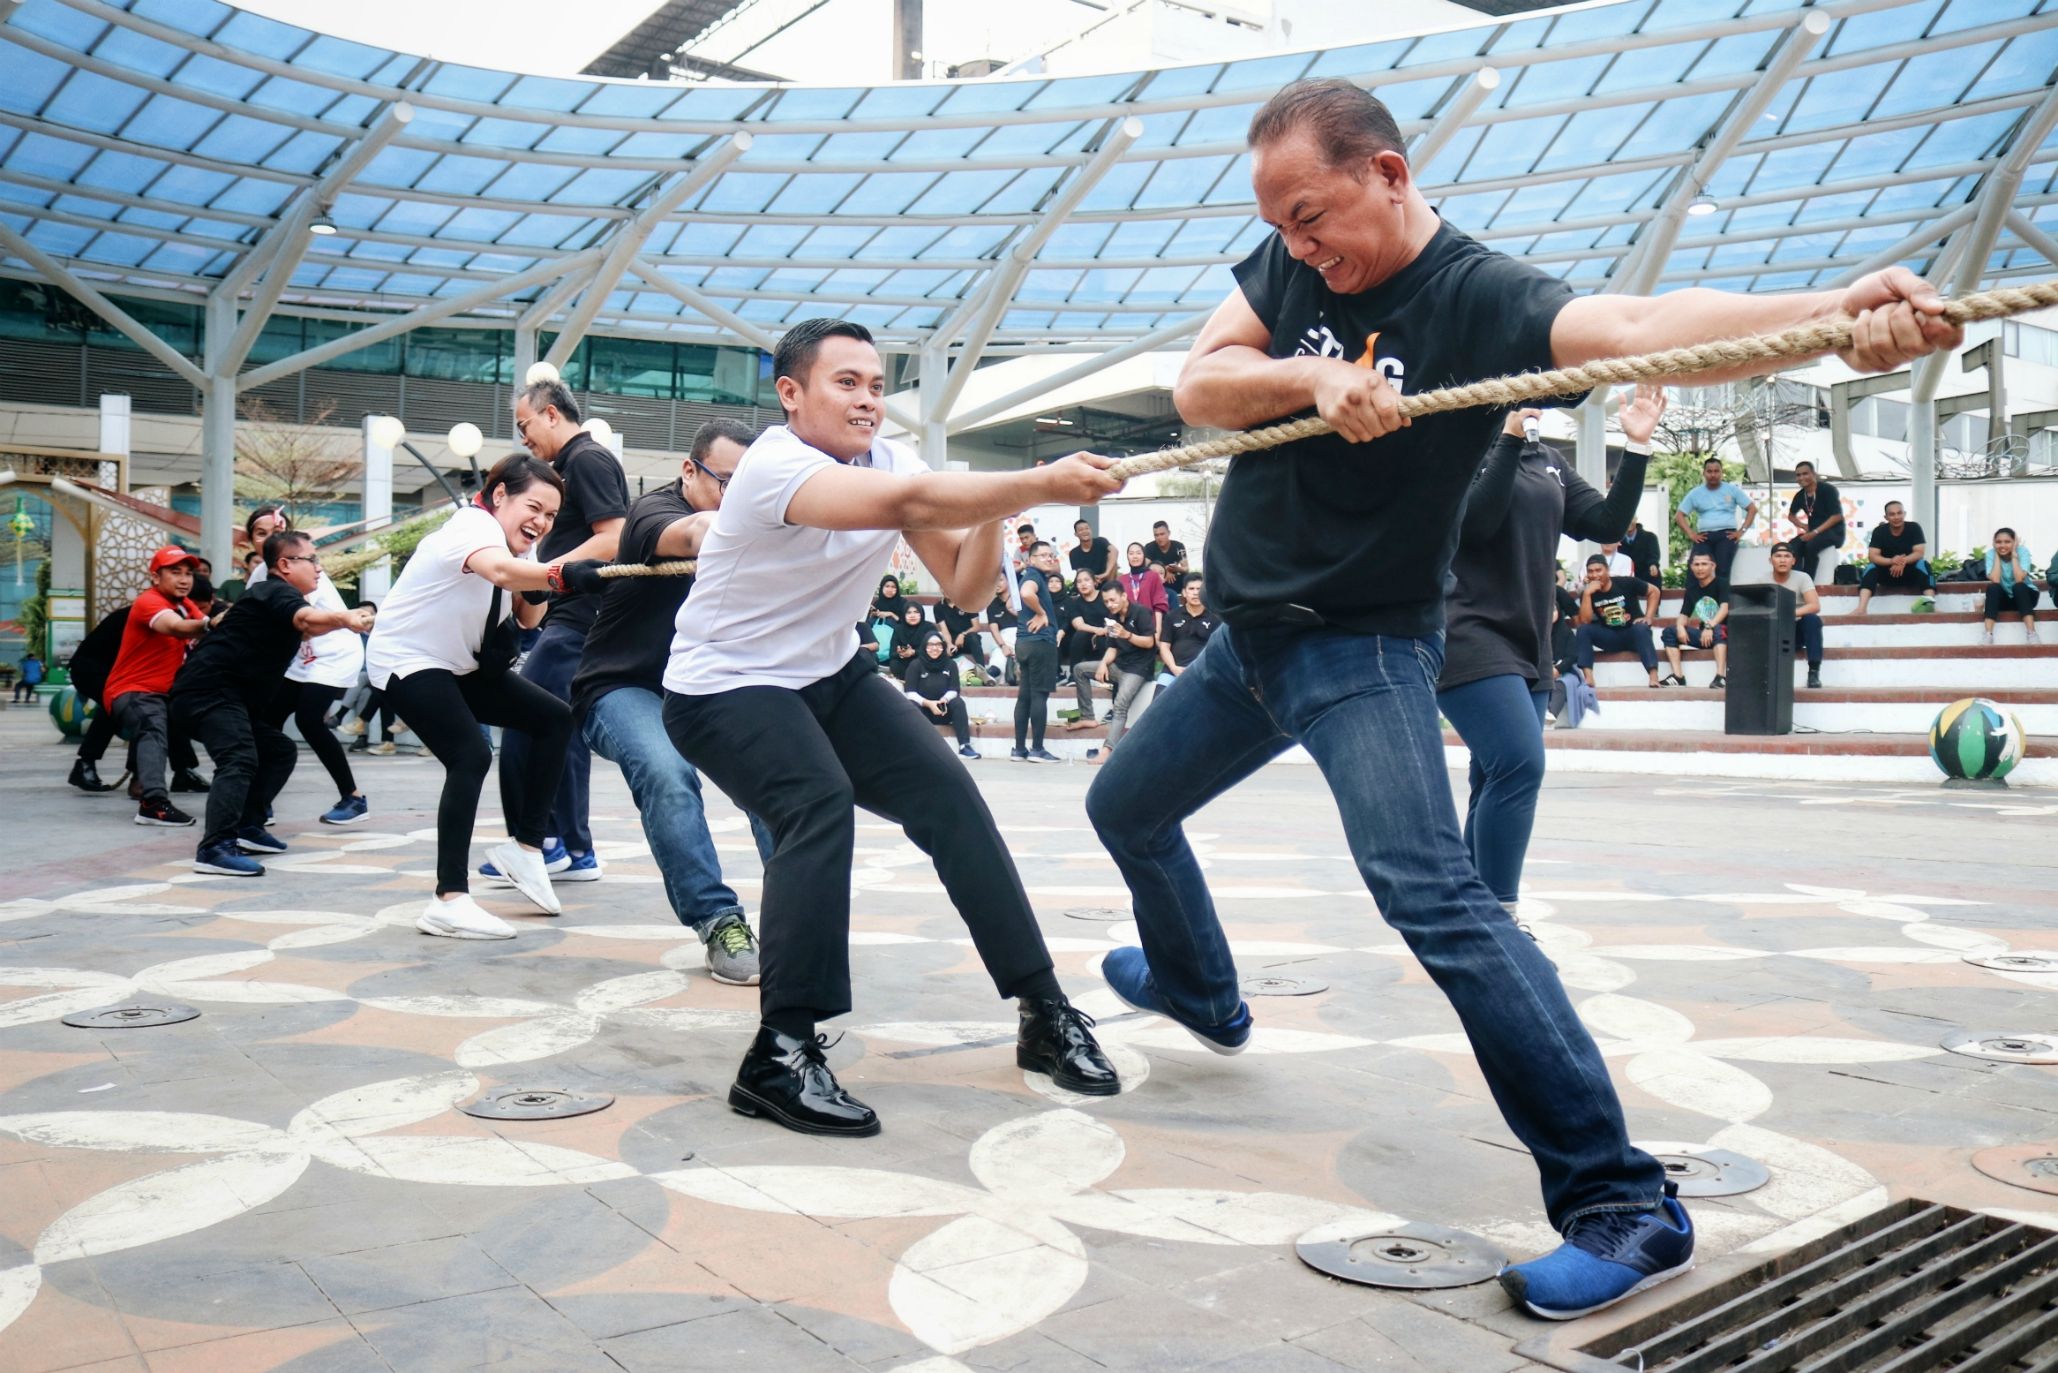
499, 619, 592, 852
110, 691, 172, 803
1014, 636, 1058, 750
1437, 674, 1550, 906
1575, 622, 1658, 671
83, 705, 198, 773
1797, 612, 1824, 667
172, 689, 297, 852
1985, 582, 2042, 620
387, 667, 571, 896
265, 680, 356, 800
1792, 530, 1840, 582
1698, 531, 1741, 581
1858, 562, 1932, 595
1084, 623, 1663, 1231
662, 650, 1055, 1026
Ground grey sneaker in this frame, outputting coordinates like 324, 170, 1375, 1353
701, 912, 761, 986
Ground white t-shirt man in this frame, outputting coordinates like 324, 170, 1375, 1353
250, 558, 364, 689
664, 425, 930, 695
366, 505, 520, 690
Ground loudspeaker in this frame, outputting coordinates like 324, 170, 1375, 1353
1725, 583, 1796, 736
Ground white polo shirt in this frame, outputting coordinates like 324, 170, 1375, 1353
365, 505, 520, 689
664, 425, 928, 695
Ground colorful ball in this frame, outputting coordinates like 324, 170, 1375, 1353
46, 685, 96, 740
1929, 697, 2026, 781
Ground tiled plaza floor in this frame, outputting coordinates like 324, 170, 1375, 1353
1, 708, 2053, 1372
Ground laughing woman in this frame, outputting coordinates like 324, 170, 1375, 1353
367, 454, 578, 940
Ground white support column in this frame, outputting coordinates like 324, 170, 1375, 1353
1576, 398, 1608, 492
201, 293, 237, 575
361, 415, 395, 602
1409, 68, 1498, 177
513, 327, 538, 389
97, 393, 131, 472
2006, 209, 2058, 269
1909, 397, 1937, 536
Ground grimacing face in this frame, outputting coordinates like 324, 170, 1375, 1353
1251, 128, 1414, 297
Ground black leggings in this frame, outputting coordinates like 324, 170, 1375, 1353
265, 680, 356, 800
355, 687, 395, 742
1984, 582, 2042, 620
386, 667, 571, 896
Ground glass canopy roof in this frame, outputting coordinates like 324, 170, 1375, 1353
2, 0, 2055, 367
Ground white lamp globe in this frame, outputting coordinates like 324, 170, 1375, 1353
525, 361, 561, 386
368, 414, 405, 449
447, 422, 484, 459
584, 417, 615, 444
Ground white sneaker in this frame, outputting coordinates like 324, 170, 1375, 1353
486, 841, 561, 915
416, 893, 516, 940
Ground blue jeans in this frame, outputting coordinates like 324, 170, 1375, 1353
500, 620, 592, 852
1084, 623, 1663, 1231
583, 685, 772, 932
1437, 674, 1550, 905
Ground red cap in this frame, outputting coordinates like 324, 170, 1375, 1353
149, 546, 200, 573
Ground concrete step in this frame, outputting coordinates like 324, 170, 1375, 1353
1588, 643, 2058, 690
1445, 727, 2056, 786
1576, 686, 2058, 735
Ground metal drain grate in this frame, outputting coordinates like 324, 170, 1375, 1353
1518, 1199, 2058, 1373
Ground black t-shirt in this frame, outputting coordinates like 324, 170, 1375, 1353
1584, 577, 1652, 628
984, 593, 1017, 632
1143, 539, 1188, 574
1789, 481, 1842, 543
1099, 603, 1158, 675
935, 600, 977, 643
905, 650, 960, 703
1165, 603, 1221, 667
539, 432, 631, 636
1677, 574, 1729, 625
1869, 520, 1925, 559
1068, 538, 1114, 577
1211, 222, 1579, 635
172, 578, 309, 704
570, 482, 700, 719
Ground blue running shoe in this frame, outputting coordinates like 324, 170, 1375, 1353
1100, 946, 1252, 1055
1499, 1187, 1695, 1320
320, 795, 369, 826
235, 825, 289, 854
194, 841, 264, 877
556, 849, 603, 882
481, 838, 570, 883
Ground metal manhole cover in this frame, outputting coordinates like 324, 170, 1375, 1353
1942, 1029, 2058, 1064
458, 1088, 613, 1121
1240, 975, 1327, 997
1516, 1199, 2058, 1373
61, 1003, 200, 1030
1641, 1146, 1770, 1198
1064, 907, 1129, 922
1964, 950, 2058, 974
1972, 1145, 2058, 1198
1296, 1222, 1505, 1290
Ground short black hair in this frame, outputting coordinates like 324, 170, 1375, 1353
515, 379, 581, 426
1794, 460, 1815, 474
1017, 523, 1035, 537
1690, 548, 1714, 561
1248, 78, 1406, 174
1702, 457, 1724, 469
1028, 540, 1052, 556
773, 317, 874, 386
1152, 520, 1169, 532
1885, 501, 1905, 514
263, 530, 311, 571
1074, 517, 1092, 530
1584, 554, 1608, 569
689, 417, 754, 463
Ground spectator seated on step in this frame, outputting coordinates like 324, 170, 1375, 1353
1767, 542, 1826, 689
1660, 550, 1729, 688
1574, 554, 1662, 690
905, 630, 978, 759
1981, 527, 2041, 645
1855, 501, 1932, 613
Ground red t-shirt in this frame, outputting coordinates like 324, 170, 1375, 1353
103, 589, 199, 703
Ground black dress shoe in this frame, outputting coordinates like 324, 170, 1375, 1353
68, 759, 112, 793
1017, 998, 1120, 1096
170, 768, 210, 793
729, 1026, 880, 1137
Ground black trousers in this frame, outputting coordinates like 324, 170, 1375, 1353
662, 650, 1054, 1025
111, 691, 173, 803
1013, 637, 1058, 749
1859, 563, 1933, 595
1792, 530, 1839, 582
917, 696, 972, 746
172, 689, 297, 852
354, 687, 396, 743
264, 680, 356, 800
1985, 582, 2042, 619
386, 667, 570, 896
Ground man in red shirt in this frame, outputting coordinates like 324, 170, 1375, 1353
103, 547, 211, 826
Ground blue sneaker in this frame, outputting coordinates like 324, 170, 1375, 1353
480, 838, 570, 883
235, 825, 289, 854
320, 795, 369, 826
556, 849, 603, 882
1499, 1188, 1695, 1320
1100, 946, 1252, 1055
194, 841, 264, 877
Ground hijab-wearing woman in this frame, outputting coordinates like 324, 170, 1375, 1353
1118, 543, 1169, 630
905, 629, 978, 758
367, 455, 576, 941
868, 573, 909, 660
888, 601, 930, 680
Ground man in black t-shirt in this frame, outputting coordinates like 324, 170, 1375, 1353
1159, 576, 1221, 679
496, 379, 630, 883
1067, 518, 1118, 584
1856, 500, 1932, 612
1143, 521, 1189, 582
1575, 556, 1662, 688
1661, 550, 1730, 687
170, 532, 371, 878
557, 420, 767, 985
1785, 461, 1844, 582
1090, 584, 1157, 757
1081, 78, 1962, 1319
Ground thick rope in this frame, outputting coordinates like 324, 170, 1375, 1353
1105, 280, 2058, 481
587, 280, 2058, 578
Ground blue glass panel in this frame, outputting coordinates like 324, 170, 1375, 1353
1684, 28, 1777, 81
79, 230, 153, 266
1025, 74, 1138, 111
1648, 0, 1748, 28
1076, 266, 1142, 299
203, 178, 291, 216
496, 214, 588, 248
657, 85, 768, 121
1595, 222, 1637, 248
1967, 28, 2058, 102
1746, 140, 1839, 194
401, 106, 475, 143
760, 88, 865, 122
1533, 105, 1643, 172
1769, 231, 1841, 264
1102, 218, 1177, 256
1594, 39, 1704, 96
375, 200, 454, 235
999, 309, 1054, 330
534, 125, 622, 156
1457, 115, 1566, 182
1872, 43, 1998, 120
1123, 111, 1190, 151
93, 25, 187, 78
321, 93, 380, 128
1041, 223, 1110, 258
1181, 101, 1262, 144
1540, 3, 1647, 45
1825, 0, 1941, 55
213, 10, 313, 60
122, 204, 187, 231
699, 172, 785, 214
1562, 167, 1666, 219
893, 126, 988, 161
984, 166, 1067, 215
1613, 91, 1732, 161
1077, 161, 1151, 212
1018, 268, 1080, 302
1203, 153, 1253, 205
799, 224, 879, 258
439, 206, 522, 241
46, 71, 148, 135
821, 267, 888, 293
1135, 63, 1224, 99
1825, 125, 1926, 181
928, 224, 1011, 257
288, 33, 388, 80
767, 172, 865, 214
849, 85, 948, 119
550, 167, 652, 207
846, 303, 900, 329
906, 167, 1012, 217
743, 132, 829, 161
934, 78, 1043, 116
417, 154, 503, 196
967, 121, 1072, 159
51, 192, 117, 219
487, 162, 579, 201
267, 131, 344, 176
463, 118, 547, 151
142, 241, 217, 274
878, 268, 952, 294
1723, 197, 1802, 233
1129, 264, 1201, 301
1866, 177, 1954, 214
1504, 53, 1612, 107
1362, 76, 1455, 123
705, 265, 770, 290
245, 74, 343, 118
130, 0, 229, 33
1485, 181, 1568, 228
503, 77, 598, 113
818, 129, 906, 161
1529, 227, 1603, 254
422, 65, 514, 102
24, 219, 92, 254
1131, 154, 1232, 211
1164, 216, 1241, 256
578, 84, 681, 118
1904, 108, 2020, 169
326, 193, 386, 228
1702, 152, 1759, 199
1783, 67, 1893, 135
11, 1, 109, 51
892, 306, 944, 329
837, 171, 934, 216
859, 225, 946, 259
1486, 15, 1556, 55
761, 267, 828, 293
358, 145, 434, 190
0, 46, 68, 115
1305, 40, 1412, 79
675, 221, 745, 255
345, 238, 411, 262
923, 269, 973, 297
1212, 54, 1315, 95
178, 216, 246, 241
614, 132, 702, 159
737, 298, 794, 323
382, 272, 448, 295
1402, 26, 1492, 67
1933, 0, 2038, 36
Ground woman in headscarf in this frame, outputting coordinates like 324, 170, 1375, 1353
888, 601, 931, 681
905, 629, 978, 758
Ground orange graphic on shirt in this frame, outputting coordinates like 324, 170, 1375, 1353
1354, 332, 1380, 367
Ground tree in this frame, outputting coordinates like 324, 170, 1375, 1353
235, 398, 361, 522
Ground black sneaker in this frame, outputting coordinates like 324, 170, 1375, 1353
1806, 667, 1822, 689
1708, 674, 1728, 689
728, 1027, 879, 1136
68, 759, 113, 793
1017, 999, 1119, 1095
135, 798, 195, 827
169, 768, 210, 793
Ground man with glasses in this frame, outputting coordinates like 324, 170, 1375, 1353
556, 420, 770, 986
488, 379, 630, 888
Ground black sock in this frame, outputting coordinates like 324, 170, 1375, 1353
1012, 970, 1065, 1005
763, 1009, 817, 1040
